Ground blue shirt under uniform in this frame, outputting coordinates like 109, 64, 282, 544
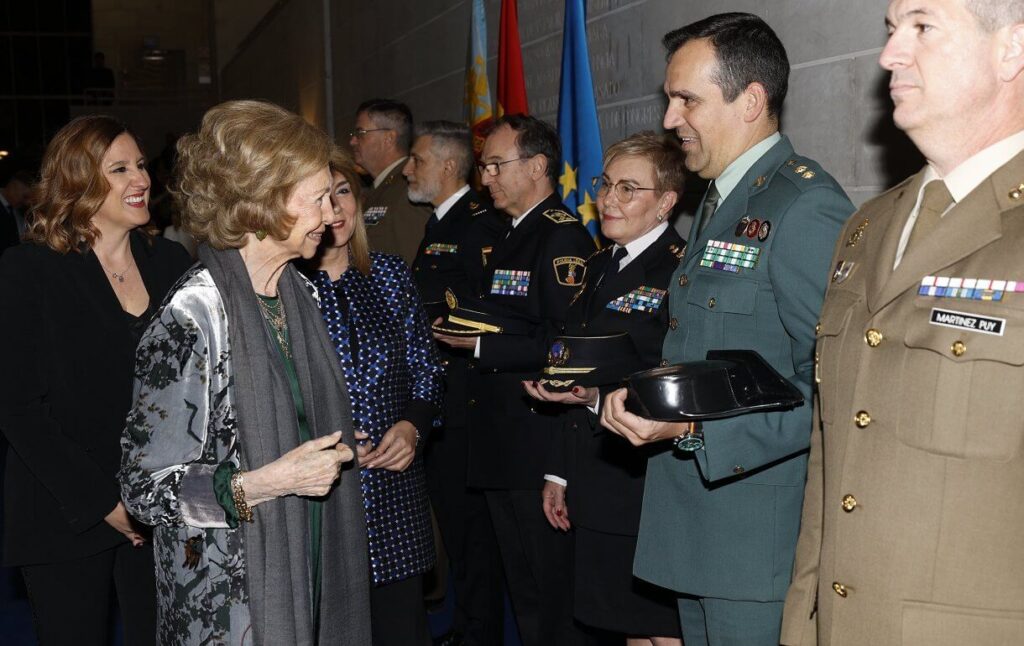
313, 252, 443, 586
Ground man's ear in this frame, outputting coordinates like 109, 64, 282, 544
530, 154, 548, 181
998, 23, 1024, 82
443, 157, 457, 179
741, 81, 769, 124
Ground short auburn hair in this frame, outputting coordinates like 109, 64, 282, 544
25, 115, 142, 253
173, 100, 333, 249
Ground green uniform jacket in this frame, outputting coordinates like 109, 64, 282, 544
634, 136, 854, 602
364, 163, 432, 265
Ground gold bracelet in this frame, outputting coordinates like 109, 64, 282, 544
231, 471, 254, 523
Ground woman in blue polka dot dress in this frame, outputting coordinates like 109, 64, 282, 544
309, 153, 444, 646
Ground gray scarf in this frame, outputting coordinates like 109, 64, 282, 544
199, 245, 371, 646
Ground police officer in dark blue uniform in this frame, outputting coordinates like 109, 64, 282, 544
404, 121, 506, 646
435, 115, 596, 646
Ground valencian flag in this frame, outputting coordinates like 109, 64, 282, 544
556, 0, 603, 242
497, 0, 529, 116
464, 0, 494, 155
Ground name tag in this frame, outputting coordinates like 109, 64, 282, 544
606, 286, 666, 313
700, 239, 761, 273
929, 307, 1005, 336
491, 269, 530, 296
425, 243, 458, 255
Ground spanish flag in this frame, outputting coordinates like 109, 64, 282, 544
497, 0, 529, 116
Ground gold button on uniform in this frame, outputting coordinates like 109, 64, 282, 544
865, 329, 883, 347
841, 494, 858, 512
669, 318, 678, 330
951, 340, 966, 357
679, 274, 689, 287
815, 322, 821, 335
468, 399, 476, 406
832, 582, 848, 598
733, 465, 745, 474
708, 297, 717, 309
854, 411, 872, 428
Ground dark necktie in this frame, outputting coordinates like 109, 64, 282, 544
424, 213, 440, 235
606, 246, 629, 279
906, 179, 953, 251
596, 246, 629, 289
697, 182, 720, 236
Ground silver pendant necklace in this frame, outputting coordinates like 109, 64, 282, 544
111, 268, 129, 283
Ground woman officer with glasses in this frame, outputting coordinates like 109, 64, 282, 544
523, 132, 686, 646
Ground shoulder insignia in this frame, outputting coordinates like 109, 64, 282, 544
481, 246, 493, 266
544, 209, 578, 224
553, 256, 587, 286
668, 243, 686, 259
752, 175, 766, 188
472, 209, 488, 217
845, 218, 870, 248
469, 201, 480, 209
1009, 182, 1024, 200
786, 159, 797, 166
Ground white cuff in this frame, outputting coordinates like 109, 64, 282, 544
586, 393, 601, 416
543, 474, 568, 487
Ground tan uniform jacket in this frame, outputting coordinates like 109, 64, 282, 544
363, 163, 431, 265
782, 151, 1024, 646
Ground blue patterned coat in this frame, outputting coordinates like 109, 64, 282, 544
312, 252, 443, 585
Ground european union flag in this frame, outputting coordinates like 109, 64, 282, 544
556, 0, 603, 244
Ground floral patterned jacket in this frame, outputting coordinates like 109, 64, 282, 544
120, 265, 252, 645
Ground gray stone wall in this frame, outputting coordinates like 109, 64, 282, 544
219, 0, 923, 213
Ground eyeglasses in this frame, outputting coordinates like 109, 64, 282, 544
592, 176, 658, 204
348, 127, 390, 139
476, 157, 528, 177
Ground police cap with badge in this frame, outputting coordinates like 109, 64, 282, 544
537, 333, 648, 392
431, 288, 535, 336
624, 350, 804, 450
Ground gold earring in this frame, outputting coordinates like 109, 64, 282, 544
656, 214, 665, 222
255, 230, 267, 241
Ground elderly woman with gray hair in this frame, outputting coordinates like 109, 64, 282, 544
119, 99, 371, 645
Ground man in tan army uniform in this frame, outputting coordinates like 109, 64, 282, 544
349, 98, 431, 264
782, 2, 1024, 645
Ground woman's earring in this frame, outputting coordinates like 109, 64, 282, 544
656, 214, 665, 222
255, 230, 267, 241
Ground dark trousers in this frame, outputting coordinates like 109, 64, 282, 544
426, 424, 506, 645
485, 489, 589, 646
21, 542, 156, 646
370, 573, 432, 646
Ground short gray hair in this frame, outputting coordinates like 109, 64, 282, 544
965, 0, 1024, 31
414, 120, 474, 181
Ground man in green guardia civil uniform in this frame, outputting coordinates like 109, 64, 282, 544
601, 13, 854, 646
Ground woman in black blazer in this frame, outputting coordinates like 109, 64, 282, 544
0, 116, 191, 645
524, 132, 687, 645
